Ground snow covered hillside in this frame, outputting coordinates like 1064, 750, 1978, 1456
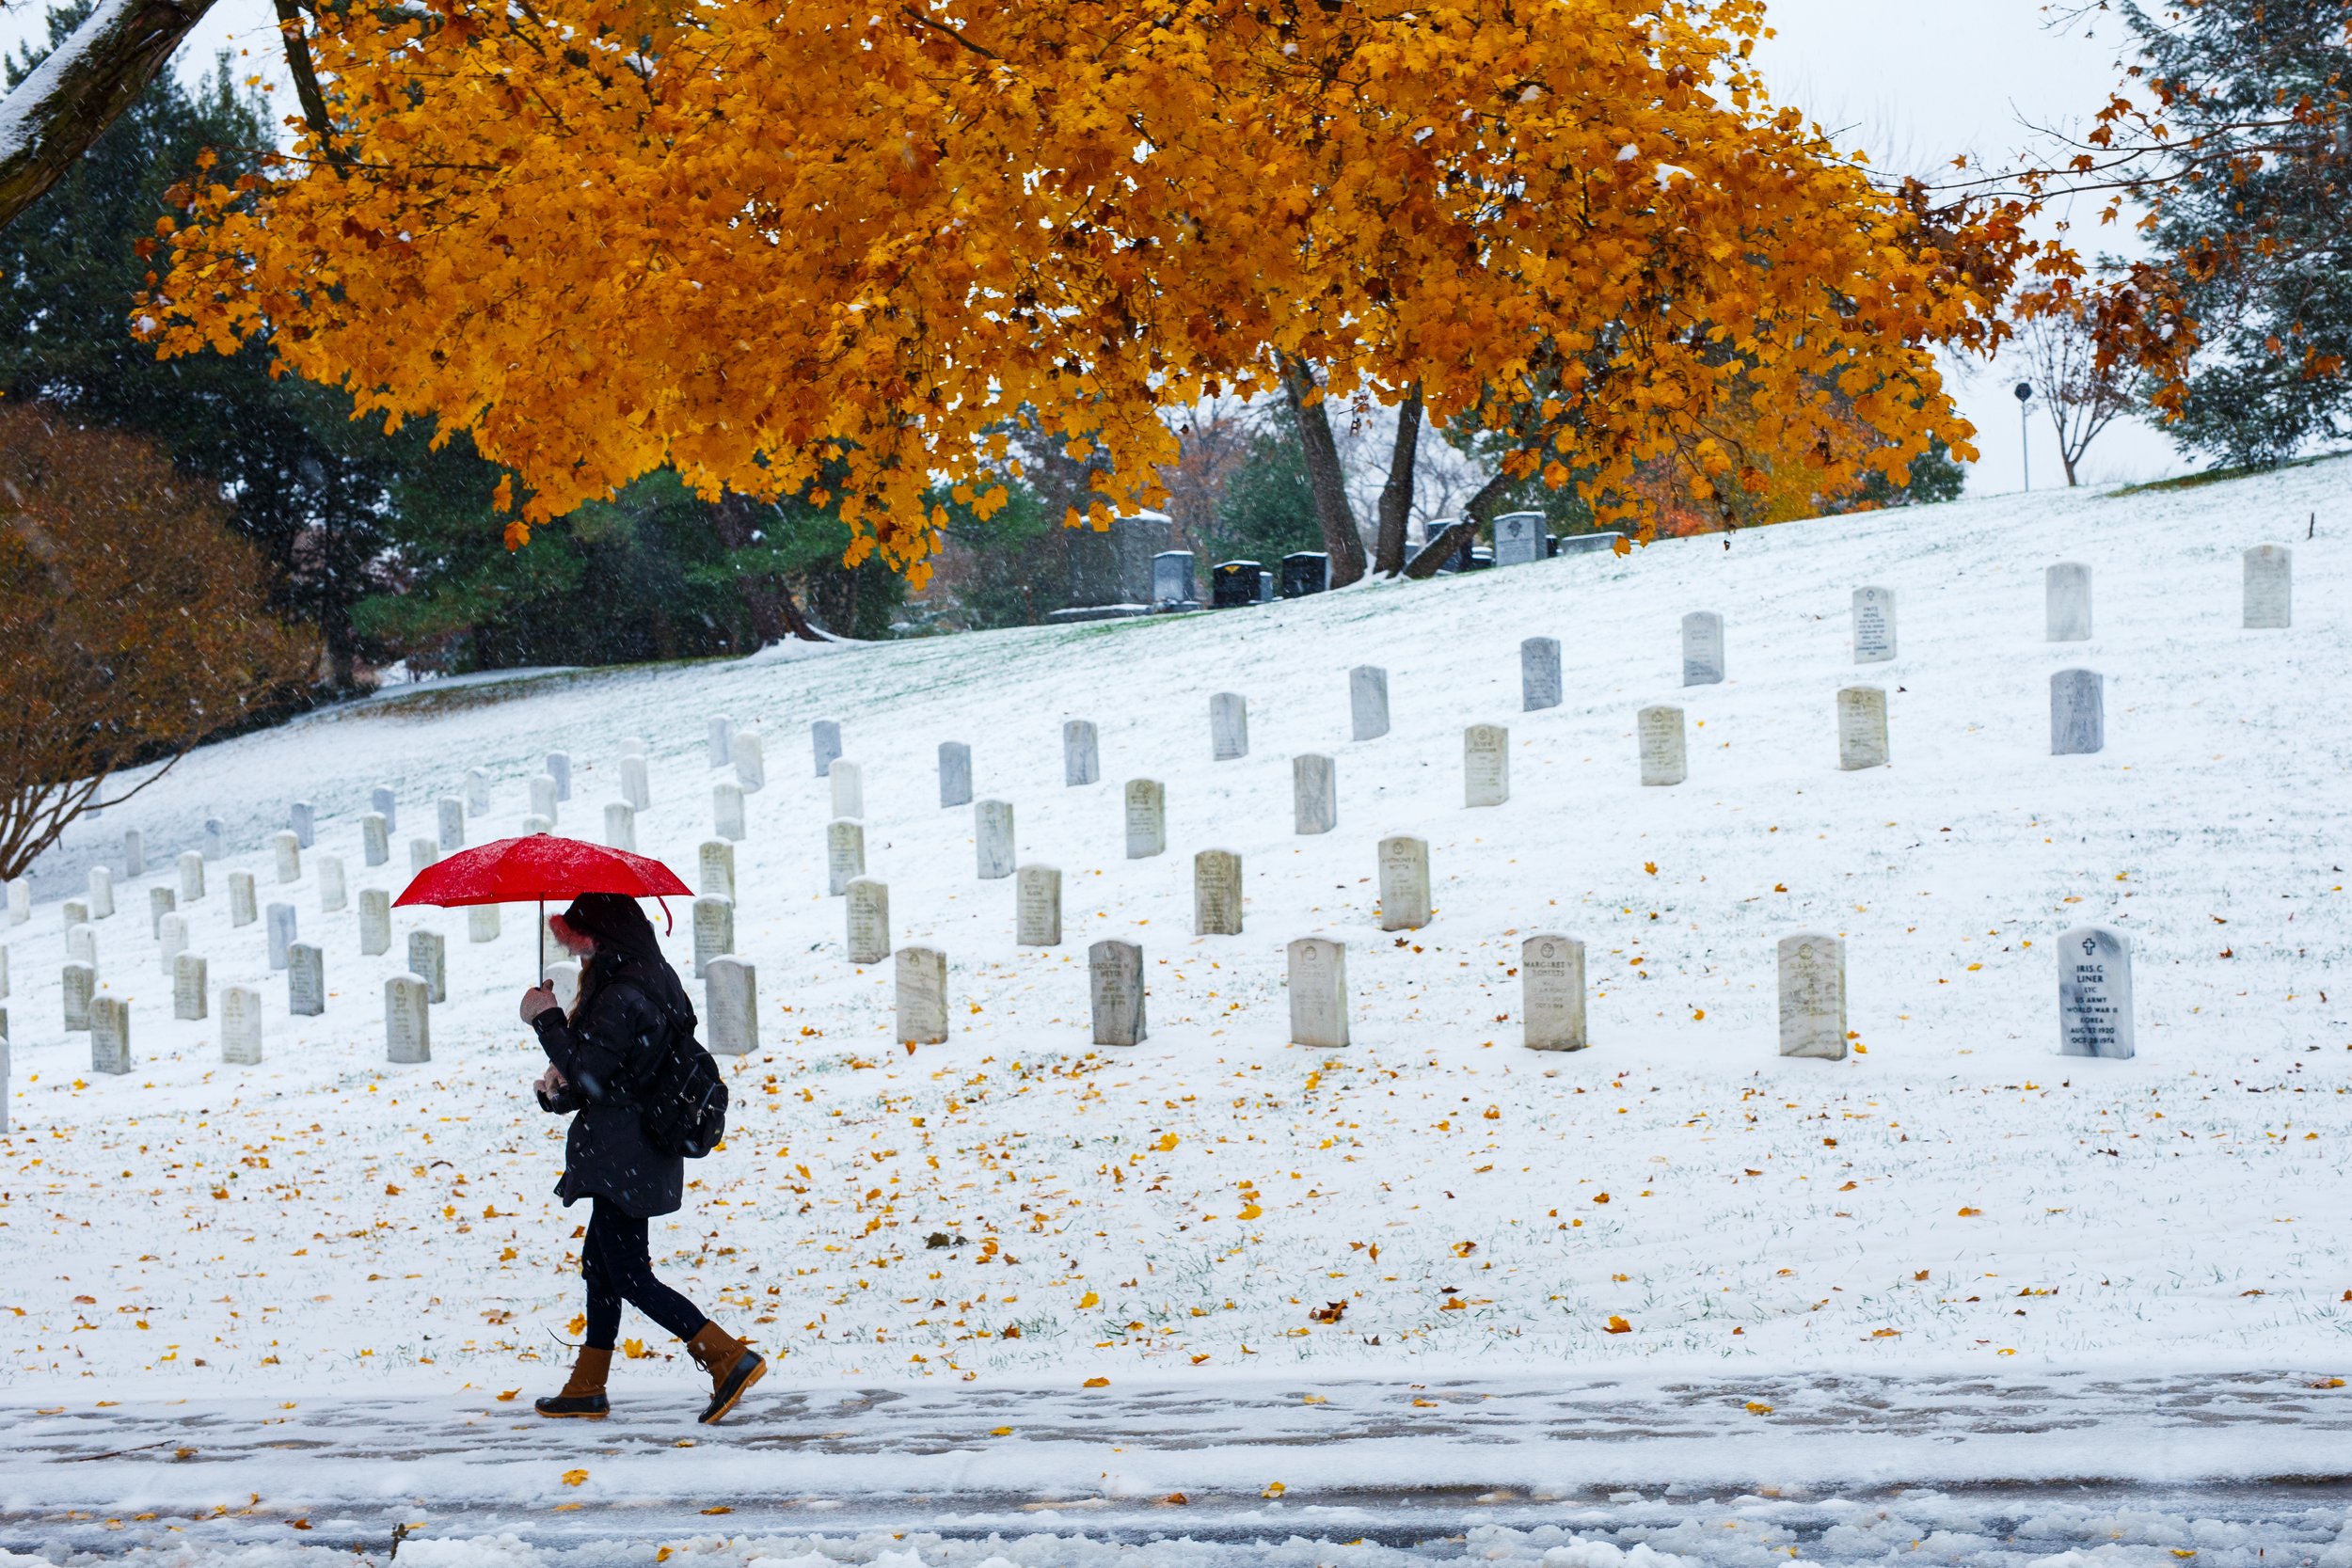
4, 459, 2349, 1414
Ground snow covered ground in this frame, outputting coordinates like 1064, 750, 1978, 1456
3, 461, 2350, 1552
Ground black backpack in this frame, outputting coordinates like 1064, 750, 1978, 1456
638, 1024, 728, 1158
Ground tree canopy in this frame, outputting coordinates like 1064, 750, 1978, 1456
146, 0, 2042, 571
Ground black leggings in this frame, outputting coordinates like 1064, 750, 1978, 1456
580, 1197, 707, 1352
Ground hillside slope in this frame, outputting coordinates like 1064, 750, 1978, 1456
4, 460, 2349, 1404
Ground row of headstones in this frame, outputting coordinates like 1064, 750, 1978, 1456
754, 916, 2137, 1060
839, 543, 2289, 845
1660, 550, 2291, 697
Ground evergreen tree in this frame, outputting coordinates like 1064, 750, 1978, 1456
0, 6, 461, 688
1201, 423, 1324, 566
2115, 0, 2352, 466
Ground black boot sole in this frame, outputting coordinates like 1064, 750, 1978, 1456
699, 1351, 766, 1425
534, 1396, 610, 1418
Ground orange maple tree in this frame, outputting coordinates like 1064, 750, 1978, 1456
146, 1, 2058, 573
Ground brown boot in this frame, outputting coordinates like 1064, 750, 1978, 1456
534, 1346, 612, 1418
685, 1322, 766, 1425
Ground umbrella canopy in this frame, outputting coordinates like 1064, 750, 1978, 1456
394, 836, 691, 910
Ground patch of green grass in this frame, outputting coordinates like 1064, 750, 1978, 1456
2108, 450, 2345, 498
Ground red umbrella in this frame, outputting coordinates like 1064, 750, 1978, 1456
395, 836, 692, 979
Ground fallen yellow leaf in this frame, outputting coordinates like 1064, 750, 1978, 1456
560, 1468, 588, 1488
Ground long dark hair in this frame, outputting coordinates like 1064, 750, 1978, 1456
558, 893, 697, 1033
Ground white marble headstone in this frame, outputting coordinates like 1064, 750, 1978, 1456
223, 982, 265, 1062
2243, 545, 2290, 629
178, 850, 206, 903
319, 854, 348, 913
1195, 849, 1242, 936
713, 781, 745, 841
619, 736, 645, 757
287, 801, 314, 850
545, 751, 572, 801
1210, 692, 1248, 761
466, 767, 491, 815
545, 959, 580, 1014
407, 928, 447, 1003
691, 895, 735, 977
148, 884, 176, 938
846, 878, 890, 965
1522, 637, 1562, 712
938, 741, 973, 808
1638, 705, 1687, 786
7, 878, 27, 927
826, 818, 866, 896
896, 945, 948, 1046
1836, 687, 1889, 770
1089, 940, 1147, 1047
2051, 669, 2105, 755
159, 911, 188, 975
1287, 936, 1350, 1048
603, 802, 636, 853
384, 974, 431, 1064
1681, 611, 1725, 687
174, 951, 209, 1021
1464, 723, 1509, 807
734, 732, 766, 794
87, 865, 114, 919
408, 837, 438, 878
437, 795, 466, 852
63, 898, 87, 928
1293, 754, 1337, 835
975, 800, 1015, 879
1063, 721, 1100, 787
707, 716, 734, 768
530, 775, 560, 825
704, 957, 756, 1055
202, 817, 225, 860
62, 961, 95, 1032
1378, 835, 1432, 931
811, 720, 843, 780
89, 995, 131, 1074
1350, 666, 1391, 741
66, 922, 95, 971
1016, 864, 1062, 946
122, 828, 145, 877
2046, 562, 2092, 642
2058, 925, 2134, 1059
287, 942, 325, 1017
699, 840, 735, 903
362, 812, 390, 867
228, 870, 257, 927
1126, 779, 1167, 858
358, 888, 391, 956
272, 832, 301, 884
1851, 586, 1897, 663
830, 758, 865, 819
618, 755, 650, 812
265, 902, 297, 970
1777, 932, 1847, 1059
370, 785, 398, 830
1521, 933, 1587, 1051
468, 903, 500, 943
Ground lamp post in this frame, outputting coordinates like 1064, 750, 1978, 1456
2013, 381, 2035, 493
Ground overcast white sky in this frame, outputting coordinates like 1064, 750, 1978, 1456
5, 0, 2186, 491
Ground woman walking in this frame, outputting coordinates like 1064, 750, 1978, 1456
520, 892, 765, 1423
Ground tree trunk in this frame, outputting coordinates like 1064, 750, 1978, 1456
709, 493, 822, 644
1402, 467, 1515, 579
0, 0, 220, 233
1374, 385, 1422, 577
1279, 354, 1368, 587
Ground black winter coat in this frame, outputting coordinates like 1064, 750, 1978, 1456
532, 951, 687, 1218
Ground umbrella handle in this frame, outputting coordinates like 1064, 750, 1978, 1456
538, 898, 546, 987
